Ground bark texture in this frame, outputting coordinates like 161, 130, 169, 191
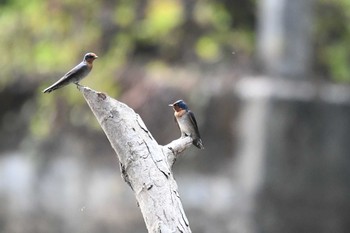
78, 86, 192, 233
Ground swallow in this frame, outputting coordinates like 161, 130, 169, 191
42, 52, 98, 93
169, 100, 204, 149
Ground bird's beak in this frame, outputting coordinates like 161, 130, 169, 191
94, 56, 98, 59
168, 104, 173, 107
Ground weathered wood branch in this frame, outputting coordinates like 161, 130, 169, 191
78, 86, 192, 233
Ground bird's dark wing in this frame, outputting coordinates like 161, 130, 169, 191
42, 62, 88, 93
188, 110, 201, 137
188, 110, 204, 149
61, 62, 88, 81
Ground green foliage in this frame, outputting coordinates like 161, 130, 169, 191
4, 0, 350, 138
0, 0, 101, 86
2, 0, 348, 86
195, 36, 221, 62
0, 0, 255, 137
141, 0, 183, 39
0, 0, 255, 86
314, 0, 350, 82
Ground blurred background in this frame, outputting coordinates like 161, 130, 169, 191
1, 0, 350, 232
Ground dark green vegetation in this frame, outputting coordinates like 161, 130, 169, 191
0, 0, 348, 142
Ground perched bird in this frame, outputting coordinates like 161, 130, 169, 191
42, 52, 98, 93
169, 100, 204, 149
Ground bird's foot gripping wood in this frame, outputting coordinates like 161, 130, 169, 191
75, 82, 83, 88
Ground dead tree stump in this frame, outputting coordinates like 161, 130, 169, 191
78, 86, 193, 233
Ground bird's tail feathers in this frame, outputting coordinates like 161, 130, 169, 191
42, 86, 55, 93
42, 79, 69, 93
193, 138, 204, 149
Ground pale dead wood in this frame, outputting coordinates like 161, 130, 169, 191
78, 86, 192, 233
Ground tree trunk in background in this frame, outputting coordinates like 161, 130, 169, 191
235, 0, 350, 232
78, 86, 193, 233
257, 0, 313, 79
235, 78, 350, 233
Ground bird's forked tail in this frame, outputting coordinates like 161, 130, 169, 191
193, 138, 204, 149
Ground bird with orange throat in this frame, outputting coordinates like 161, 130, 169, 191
43, 52, 98, 93
169, 100, 204, 149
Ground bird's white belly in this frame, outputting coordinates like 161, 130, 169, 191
177, 115, 192, 135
